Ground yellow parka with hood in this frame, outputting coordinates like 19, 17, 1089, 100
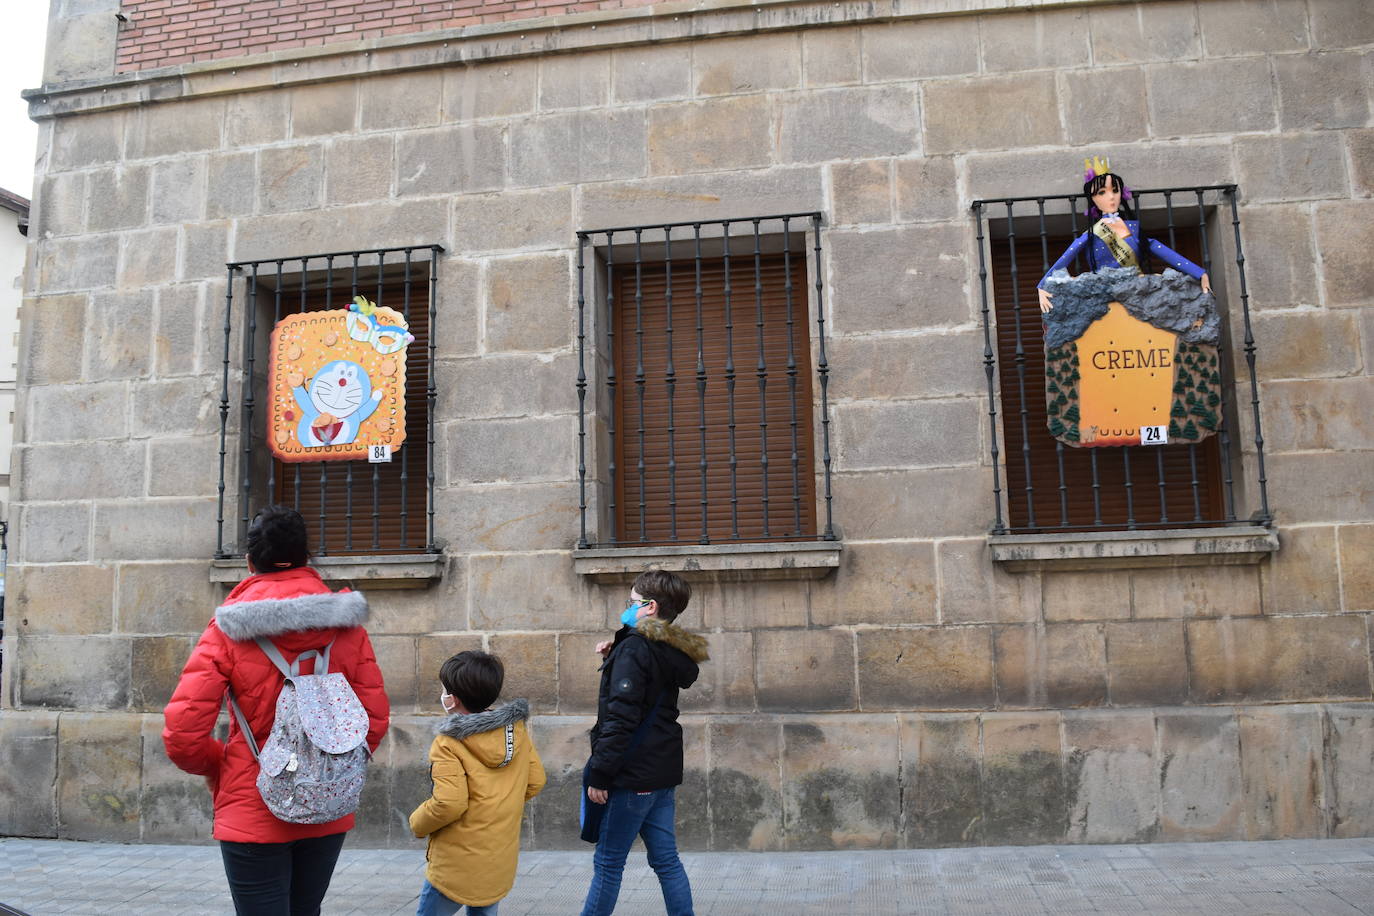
409, 698, 546, 907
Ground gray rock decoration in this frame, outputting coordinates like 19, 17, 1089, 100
1041, 267, 1220, 350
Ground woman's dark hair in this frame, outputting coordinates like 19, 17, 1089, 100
245, 505, 310, 572
632, 569, 692, 622
1083, 172, 1136, 221
440, 651, 504, 713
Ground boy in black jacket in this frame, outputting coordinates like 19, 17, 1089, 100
580, 570, 709, 916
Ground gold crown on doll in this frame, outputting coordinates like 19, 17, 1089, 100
1083, 155, 1112, 181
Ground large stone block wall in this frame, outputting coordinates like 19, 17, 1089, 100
4, 705, 1374, 847
7, 0, 1374, 846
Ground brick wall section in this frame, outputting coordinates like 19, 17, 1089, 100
115, 0, 658, 72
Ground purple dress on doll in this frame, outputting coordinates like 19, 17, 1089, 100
1037, 218, 1205, 289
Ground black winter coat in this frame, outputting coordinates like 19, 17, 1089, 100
586, 617, 710, 791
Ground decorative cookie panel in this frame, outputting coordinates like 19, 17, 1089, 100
266, 297, 413, 462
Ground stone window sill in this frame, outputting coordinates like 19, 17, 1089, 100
210, 554, 444, 590
571, 541, 842, 583
989, 525, 1278, 572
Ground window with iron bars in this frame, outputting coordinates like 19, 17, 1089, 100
575, 213, 838, 548
973, 185, 1272, 534
215, 245, 443, 557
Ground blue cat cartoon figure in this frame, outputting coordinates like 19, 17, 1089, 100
294, 359, 384, 448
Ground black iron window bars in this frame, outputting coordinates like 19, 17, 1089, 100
575, 213, 837, 548
973, 185, 1271, 535
215, 244, 444, 558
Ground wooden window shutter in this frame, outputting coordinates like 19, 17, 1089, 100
613, 254, 818, 544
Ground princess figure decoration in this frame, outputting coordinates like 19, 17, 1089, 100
1037, 156, 1209, 312
1033, 157, 1223, 448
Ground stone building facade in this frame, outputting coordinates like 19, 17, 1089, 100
3, 0, 1373, 850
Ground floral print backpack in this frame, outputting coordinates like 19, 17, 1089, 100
227, 638, 371, 824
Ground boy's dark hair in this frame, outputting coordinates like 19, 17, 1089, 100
439, 651, 504, 713
245, 505, 310, 572
632, 569, 691, 623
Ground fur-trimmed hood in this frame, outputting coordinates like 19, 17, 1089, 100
637, 617, 710, 663
215, 567, 369, 642
436, 699, 532, 770
620, 617, 710, 692
216, 591, 368, 641
437, 698, 530, 740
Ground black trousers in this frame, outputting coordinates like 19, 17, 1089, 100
219, 831, 348, 916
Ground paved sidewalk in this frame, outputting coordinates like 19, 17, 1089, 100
2, 837, 1373, 915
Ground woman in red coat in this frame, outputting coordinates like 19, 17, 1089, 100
163, 506, 390, 916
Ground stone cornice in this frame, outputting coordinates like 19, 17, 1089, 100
25, 0, 1132, 119
210, 554, 445, 590
989, 525, 1280, 572
572, 540, 843, 582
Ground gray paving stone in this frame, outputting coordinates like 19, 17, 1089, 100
1254, 889, 1365, 914
3, 838, 1374, 913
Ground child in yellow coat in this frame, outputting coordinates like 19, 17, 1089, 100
410, 651, 546, 916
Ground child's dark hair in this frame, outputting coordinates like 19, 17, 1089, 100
246, 505, 310, 571
440, 651, 504, 713
632, 569, 691, 623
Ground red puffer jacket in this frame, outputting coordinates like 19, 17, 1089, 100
163, 566, 390, 843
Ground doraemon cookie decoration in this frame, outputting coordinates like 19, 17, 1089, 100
267, 295, 413, 462
293, 359, 381, 448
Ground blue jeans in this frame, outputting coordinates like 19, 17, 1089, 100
580, 788, 693, 916
416, 879, 498, 916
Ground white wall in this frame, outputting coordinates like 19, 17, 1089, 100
0, 199, 23, 530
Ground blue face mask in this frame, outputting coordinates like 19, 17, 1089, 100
621, 602, 647, 628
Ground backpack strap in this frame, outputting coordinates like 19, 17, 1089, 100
226, 689, 262, 762
255, 637, 336, 677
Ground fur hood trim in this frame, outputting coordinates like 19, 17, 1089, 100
437, 699, 530, 739
216, 591, 369, 641
638, 617, 710, 662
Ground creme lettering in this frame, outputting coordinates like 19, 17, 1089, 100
1088, 348, 1177, 371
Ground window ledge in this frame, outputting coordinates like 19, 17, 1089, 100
210, 554, 445, 590
572, 541, 842, 583
989, 525, 1278, 572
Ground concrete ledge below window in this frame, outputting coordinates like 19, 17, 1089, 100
989, 525, 1279, 572
572, 541, 842, 583
210, 554, 445, 590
